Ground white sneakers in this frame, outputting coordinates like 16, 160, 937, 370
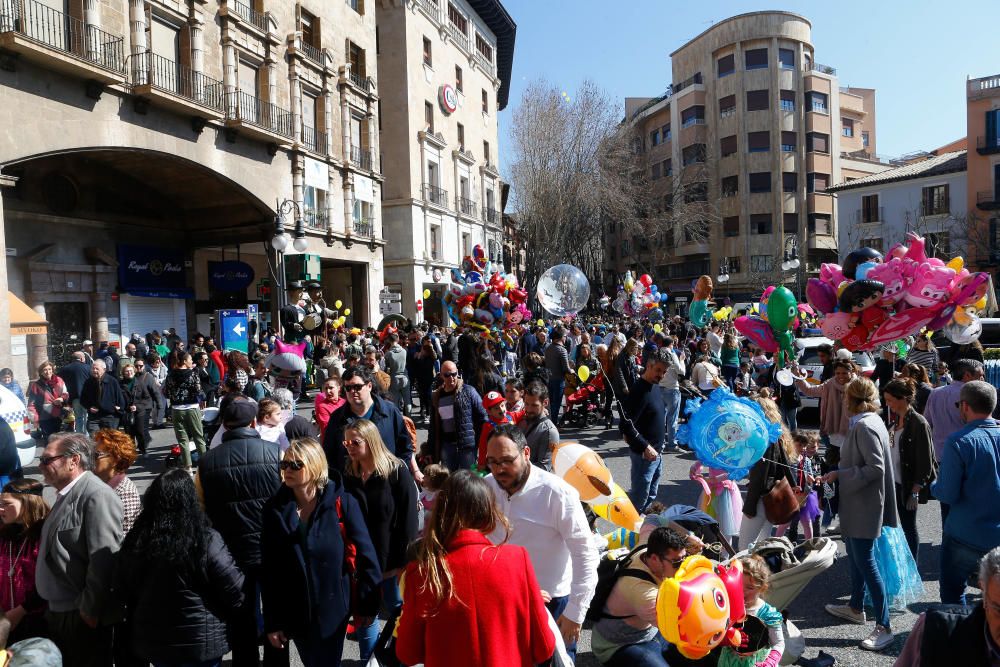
825, 604, 894, 651
860, 625, 894, 651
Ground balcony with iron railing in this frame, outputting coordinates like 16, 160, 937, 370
350, 144, 372, 170
671, 72, 702, 94
225, 89, 293, 140
299, 40, 323, 65
457, 196, 477, 218
854, 206, 885, 224
230, 0, 268, 33
977, 190, 1000, 211
304, 207, 328, 230
920, 197, 950, 217
0, 0, 125, 76
302, 125, 327, 154
977, 135, 1000, 156
352, 217, 374, 237
811, 62, 837, 76
130, 51, 225, 113
348, 69, 372, 93
483, 207, 499, 224
423, 183, 447, 207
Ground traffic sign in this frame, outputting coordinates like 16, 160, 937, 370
218, 309, 249, 353
379, 302, 402, 315
379, 289, 402, 302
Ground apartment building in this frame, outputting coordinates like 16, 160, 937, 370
828, 150, 967, 260
605, 11, 886, 309
0, 0, 385, 381
376, 0, 515, 324
967, 73, 1000, 276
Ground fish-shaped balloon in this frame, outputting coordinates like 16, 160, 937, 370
657, 555, 738, 660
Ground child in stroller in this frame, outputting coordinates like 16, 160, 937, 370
563, 372, 606, 428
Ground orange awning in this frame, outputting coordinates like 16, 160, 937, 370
9, 292, 47, 335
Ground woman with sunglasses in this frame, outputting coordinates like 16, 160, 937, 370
261, 437, 381, 666
342, 418, 418, 663
396, 470, 555, 667
0, 479, 49, 643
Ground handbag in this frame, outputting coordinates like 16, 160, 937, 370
762, 477, 799, 524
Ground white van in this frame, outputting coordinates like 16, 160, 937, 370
0, 385, 38, 467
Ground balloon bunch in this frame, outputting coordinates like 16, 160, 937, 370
734, 286, 799, 366
806, 234, 989, 351
443, 244, 532, 341
712, 305, 734, 321
612, 271, 668, 319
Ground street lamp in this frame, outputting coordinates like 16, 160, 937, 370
717, 257, 730, 284
781, 235, 800, 271
273, 199, 308, 253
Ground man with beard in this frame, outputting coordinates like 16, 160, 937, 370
485, 424, 598, 664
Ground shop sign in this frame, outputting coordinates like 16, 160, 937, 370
304, 157, 328, 191
118, 245, 189, 297
209, 261, 256, 292
439, 84, 458, 114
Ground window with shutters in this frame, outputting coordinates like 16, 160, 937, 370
806, 91, 828, 113
750, 214, 772, 234
348, 41, 366, 78
779, 48, 795, 69
807, 173, 829, 193
807, 132, 829, 154
746, 90, 769, 111
719, 95, 736, 118
681, 105, 705, 127
475, 34, 493, 63
723, 216, 740, 237
780, 90, 795, 112
745, 48, 768, 70
423, 37, 432, 67
862, 194, 880, 222
424, 101, 434, 132
150, 17, 182, 93
783, 213, 799, 233
781, 131, 797, 152
921, 184, 949, 216
717, 54, 735, 77
456, 123, 465, 150
749, 172, 771, 193
300, 9, 319, 49
926, 232, 950, 257
808, 214, 832, 235
682, 144, 706, 165
721, 176, 738, 198
860, 237, 884, 253
748, 131, 770, 153
783, 172, 797, 192
448, 4, 468, 34
842, 118, 854, 137
720, 135, 737, 157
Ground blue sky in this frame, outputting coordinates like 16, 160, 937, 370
497, 0, 1000, 171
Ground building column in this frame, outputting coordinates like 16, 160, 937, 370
128, 0, 147, 79
265, 56, 278, 106
0, 180, 13, 374
91, 293, 109, 345
343, 174, 354, 236
27, 299, 47, 373
189, 11, 204, 73
290, 68, 302, 145
340, 70, 352, 167
367, 108, 378, 172
222, 39, 237, 114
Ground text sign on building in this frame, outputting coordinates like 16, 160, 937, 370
439, 84, 458, 115
379, 301, 402, 315
217, 309, 249, 353
304, 157, 328, 191
379, 287, 402, 302
117, 244, 192, 298
208, 261, 255, 292
355, 175, 375, 203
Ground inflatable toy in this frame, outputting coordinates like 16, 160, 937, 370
550, 442, 613, 504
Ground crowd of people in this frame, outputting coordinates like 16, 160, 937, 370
0, 308, 995, 666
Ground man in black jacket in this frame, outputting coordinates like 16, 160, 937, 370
620, 349, 668, 513
198, 399, 282, 667
58, 351, 92, 434
79, 359, 127, 434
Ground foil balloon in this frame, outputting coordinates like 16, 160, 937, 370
550, 442, 613, 504
766, 286, 798, 365
689, 275, 715, 328
536, 264, 591, 317
676, 388, 781, 481
733, 315, 778, 353
656, 555, 742, 660
841, 247, 883, 281
604, 527, 640, 550
590, 482, 641, 532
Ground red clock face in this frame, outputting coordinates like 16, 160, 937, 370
439, 84, 458, 114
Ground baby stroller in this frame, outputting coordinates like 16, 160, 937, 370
678, 380, 707, 425
563, 374, 606, 429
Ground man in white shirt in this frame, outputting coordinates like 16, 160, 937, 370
485, 424, 598, 663
706, 322, 723, 357
658, 336, 686, 452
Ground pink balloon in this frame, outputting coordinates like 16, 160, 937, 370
734, 315, 778, 353
862, 306, 940, 350
806, 278, 837, 314
903, 264, 955, 310
820, 311, 853, 341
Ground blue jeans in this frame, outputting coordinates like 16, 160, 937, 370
358, 577, 403, 661
542, 595, 576, 665
722, 364, 739, 392
781, 405, 799, 432
71, 399, 88, 433
548, 378, 565, 425
605, 633, 670, 667
660, 387, 681, 451
628, 450, 662, 513
845, 536, 890, 629
442, 443, 476, 471
940, 534, 987, 606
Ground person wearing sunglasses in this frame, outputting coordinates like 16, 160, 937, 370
321, 366, 422, 483
591, 526, 690, 667
427, 360, 487, 472
341, 419, 418, 663
261, 437, 381, 666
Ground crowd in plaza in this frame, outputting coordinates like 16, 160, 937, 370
0, 302, 995, 667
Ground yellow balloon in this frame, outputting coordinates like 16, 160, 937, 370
653, 323, 662, 333
577, 365, 591, 383
343, 308, 351, 316
423, 289, 431, 299
537, 319, 545, 327
947, 256, 965, 272
334, 300, 343, 309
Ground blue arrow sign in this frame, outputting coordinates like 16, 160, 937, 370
218, 309, 249, 353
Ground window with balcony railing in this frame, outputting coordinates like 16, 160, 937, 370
350, 144, 372, 169
303, 125, 328, 153
231, 0, 268, 32
681, 105, 705, 127
424, 182, 447, 206
682, 144, 706, 166
780, 90, 795, 112
226, 89, 293, 137
475, 33, 493, 63
806, 91, 828, 114
2, 0, 126, 72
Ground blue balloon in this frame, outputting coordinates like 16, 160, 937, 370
856, 261, 877, 280
650, 284, 659, 294
648, 308, 664, 322
660, 293, 669, 303
676, 387, 782, 480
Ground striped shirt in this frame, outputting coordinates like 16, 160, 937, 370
906, 348, 939, 375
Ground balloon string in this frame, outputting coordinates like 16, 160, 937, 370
760, 456, 806, 473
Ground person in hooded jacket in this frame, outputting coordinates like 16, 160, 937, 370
116, 468, 245, 667
163, 352, 205, 470
261, 437, 381, 667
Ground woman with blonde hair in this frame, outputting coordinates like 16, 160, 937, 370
396, 470, 555, 666
738, 395, 797, 549
261, 437, 381, 666
342, 418, 418, 662
821, 377, 898, 652
0, 479, 49, 642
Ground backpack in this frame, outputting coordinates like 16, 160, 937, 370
585, 545, 656, 623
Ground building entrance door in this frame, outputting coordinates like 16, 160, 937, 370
45, 302, 87, 368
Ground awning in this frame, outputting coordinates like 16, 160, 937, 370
8, 292, 47, 335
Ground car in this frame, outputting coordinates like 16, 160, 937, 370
794, 336, 875, 409
0, 385, 37, 468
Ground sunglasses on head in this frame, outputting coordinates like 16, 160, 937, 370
279, 460, 305, 471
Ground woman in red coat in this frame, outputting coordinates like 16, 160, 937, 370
396, 469, 555, 667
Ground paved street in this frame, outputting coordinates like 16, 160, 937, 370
22, 406, 956, 666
